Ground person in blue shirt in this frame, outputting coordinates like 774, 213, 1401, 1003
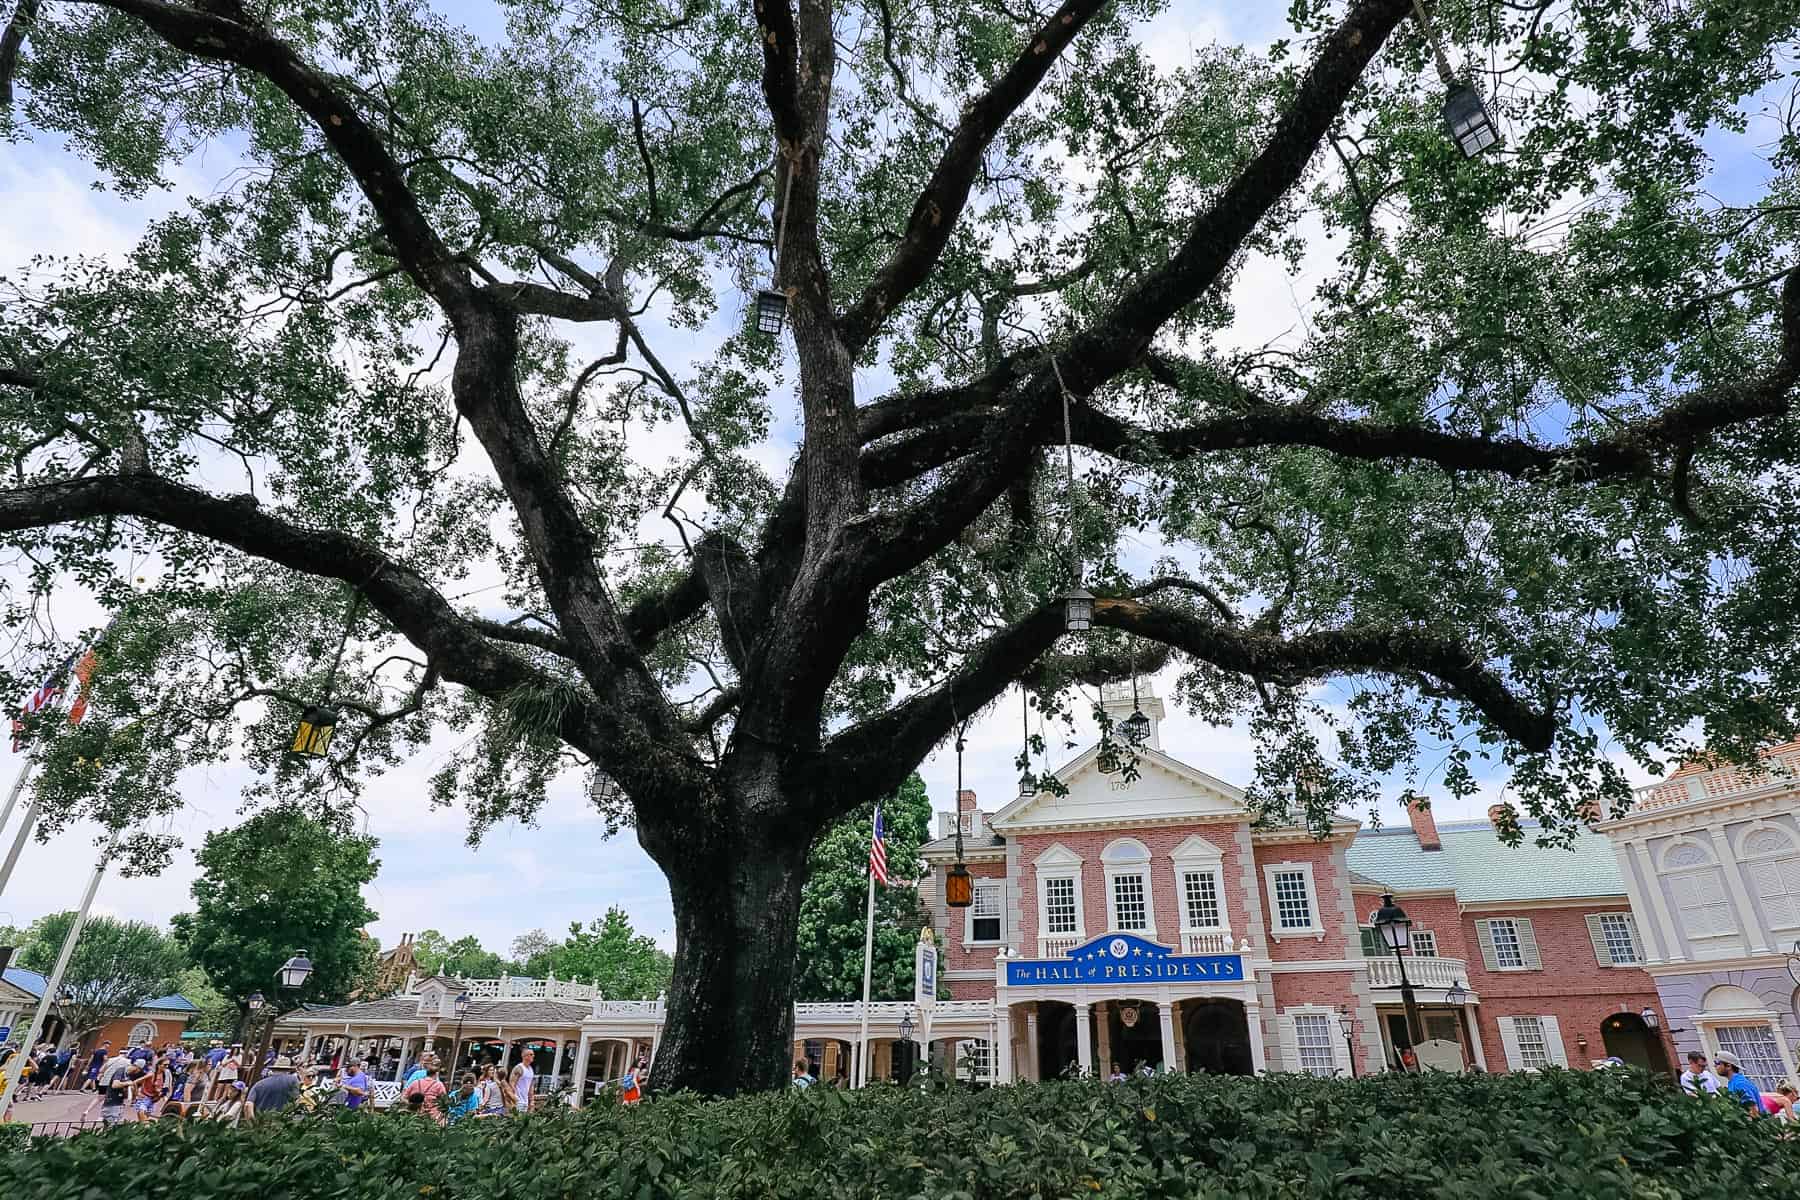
1714, 1051, 1764, 1114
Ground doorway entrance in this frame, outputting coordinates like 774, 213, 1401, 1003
1036, 1001, 1080, 1079
1106, 999, 1163, 1074
1182, 999, 1253, 1075
1601, 1011, 1671, 1074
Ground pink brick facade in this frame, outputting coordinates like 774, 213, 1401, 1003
917, 717, 1678, 1081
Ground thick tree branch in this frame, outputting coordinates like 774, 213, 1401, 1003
838, 0, 1113, 351
0, 0, 38, 107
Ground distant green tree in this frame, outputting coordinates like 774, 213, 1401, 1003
18, 912, 184, 1044
172, 965, 238, 1037
793, 774, 933, 1003
546, 909, 671, 999
411, 930, 516, 979
510, 929, 557, 977
170, 808, 378, 1031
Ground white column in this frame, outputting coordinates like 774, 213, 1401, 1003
1634, 843, 1686, 962
1245, 1003, 1267, 1074
1463, 1004, 1488, 1071
1158, 1003, 1177, 1073
996, 1009, 1013, 1084
1614, 840, 1667, 963
1025, 1006, 1039, 1082
550, 1037, 565, 1083
1073, 1003, 1093, 1076
1709, 828, 1772, 954
572, 1033, 591, 1105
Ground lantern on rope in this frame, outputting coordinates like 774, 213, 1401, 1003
945, 730, 974, 909
1119, 651, 1150, 745
290, 705, 339, 758
753, 150, 799, 338
1018, 691, 1038, 798
1411, 0, 1501, 157
1063, 586, 1095, 633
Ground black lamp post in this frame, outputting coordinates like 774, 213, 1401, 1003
249, 949, 314, 1085
451, 991, 470, 1075
1371, 893, 1424, 1062
1337, 1008, 1358, 1078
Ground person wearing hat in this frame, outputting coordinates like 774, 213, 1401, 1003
1713, 1051, 1764, 1114
244, 1055, 302, 1118
1680, 1050, 1720, 1095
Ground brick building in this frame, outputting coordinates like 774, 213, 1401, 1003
1, 965, 197, 1053
1595, 743, 1800, 1091
918, 685, 1674, 1080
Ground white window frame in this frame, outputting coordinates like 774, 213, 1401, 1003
1735, 822, 1800, 934
1102, 838, 1156, 937
1278, 1004, 1352, 1077
1262, 861, 1325, 941
1661, 837, 1740, 944
1408, 929, 1438, 958
1705, 1021, 1797, 1092
1033, 843, 1086, 947
1476, 916, 1542, 971
1586, 912, 1643, 967
1041, 875, 1080, 938
1697, 984, 1800, 1091
1498, 1015, 1566, 1072
965, 879, 1004, 946
1169, 835, 1230, 937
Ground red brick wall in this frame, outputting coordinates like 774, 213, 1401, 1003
1460, 904, 1672, 1071
1253, 839, 1354, 961
75, 1013, 188, 1055
1013, 822, 1257, 955
1349, 888, 1471, 963
942, 859, 1007, 998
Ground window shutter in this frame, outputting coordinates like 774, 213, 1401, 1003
1496, 1016, 1522, 1070
1331, 1015, 1353, 1077
1585, 914, 1613, 965
1276, 1013, 1299, 1073
1624, 914, 1644, 960
1540, 1015, 1568, 1067
1515, 918, 1542, 969
1475, 920, 1500, 971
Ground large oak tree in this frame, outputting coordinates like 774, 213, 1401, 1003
4, 0, 1800, 1092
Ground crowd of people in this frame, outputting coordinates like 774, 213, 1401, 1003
1678, 1049, 1799, 1121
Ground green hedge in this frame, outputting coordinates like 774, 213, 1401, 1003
6, 1070, 1796, 1199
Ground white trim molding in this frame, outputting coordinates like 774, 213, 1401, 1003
1102, 837, 1156, 938
1262, 861, 1326, 942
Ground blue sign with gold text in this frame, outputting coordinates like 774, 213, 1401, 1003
1005, 933, 1242, 987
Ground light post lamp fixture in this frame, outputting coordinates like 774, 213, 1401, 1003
898, 1011, 915, 1040
1063, 586, 1095, 633
1337, 1008, 1358, 1078
451, 991, 471, 1075
1639, 1006, 1659, 1031
1371, 893, 1425, 1061
1410, 0, 1500, 157
251, 949, 315, 1084
1445, 980, 1467, 1008
246, 991, 266, 1013
1119, 663, 1150, 746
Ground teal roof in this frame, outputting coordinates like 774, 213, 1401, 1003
1346, 820, 1625, 903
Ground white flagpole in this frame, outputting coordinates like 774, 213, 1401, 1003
855, 867, 875, 1089
0, 760, 30, 844
0, 795, 39, 904
0, 830, 117, 1123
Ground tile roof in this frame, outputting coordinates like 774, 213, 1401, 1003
1345, 820, 1626, 903
139, 994, 198, 1012
3, 967, 47, 998
921, 832, 1005, 855
293, 996, 591, 1025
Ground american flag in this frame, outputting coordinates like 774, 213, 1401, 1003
10, 651, 77, 753
868, 806, 890, 886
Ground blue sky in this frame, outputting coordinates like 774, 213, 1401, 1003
0, 1, 1761, 964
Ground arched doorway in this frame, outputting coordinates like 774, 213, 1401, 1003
1182, 999, 1253, 1075
1036, 1001, 1080, 1078
1106, 999, 1163, 1074
1601, 1011, 1671, 1074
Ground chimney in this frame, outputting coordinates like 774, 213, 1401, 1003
1404, 795, 1441, 851
1487, 803, 1512, 827
958, 789, 978, 812
958, 790, 980, 837
1579, 796, 1606, 826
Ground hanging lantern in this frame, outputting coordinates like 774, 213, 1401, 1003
290, 705, 339, 758
1019, 772, 1038, 798
1017, 692, 1038, 797
944, 861, 974, 908
754, 288, 788, 337
1120, 707, 1151, 746
1063, 586, 1095, 632
1442, 83, 1499, 157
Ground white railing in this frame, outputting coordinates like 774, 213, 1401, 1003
1037, 934, 1081, 958
591, 999, 665, 1018
1635, 745, 1800, 812
1366, 955, 1469, 992
1181, 931, 1235, 954
415, 975, 602, 1003
932, 1001, 996, 1020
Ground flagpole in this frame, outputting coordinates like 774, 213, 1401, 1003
0, 830, 117, 1123
0, 760, 30, 844
0, 796, 39, 904
855, 865, 875, 1089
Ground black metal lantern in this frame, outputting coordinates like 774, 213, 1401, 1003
1443, 83, 1499, 157
754, 288, 788, 337
1063, 586, 1095, 632
1639, 1006, 1659, 1031
898, 1011, 915, 1040
277, 949, 314, 990
1371, 894, 1413, 951
455, 992, 471, 1018
1120, 707, 1151, 746
1445, 979, 1467, 1007
290, 704, 339, 758
246, 992, 266, 1012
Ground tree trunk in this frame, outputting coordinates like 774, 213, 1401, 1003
646, 820, 813, 1096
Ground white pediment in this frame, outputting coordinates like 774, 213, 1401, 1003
993, 744, 1248, 832
1169, 834, 1224, 865
1034, 842, 1084, 868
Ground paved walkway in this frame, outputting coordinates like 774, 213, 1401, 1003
6, 1089, 101, 1130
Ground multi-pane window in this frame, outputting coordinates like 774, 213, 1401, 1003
1488, 919, 1525, 968
1273, 871, 1314, 929
1743, 829, 1800, 930
1112, 873, 1149, 931
970, 882, 1002, 943
1358, 926, 1384, 957
1511, 1016, 1552, 1070
1714, 1025, 1789, 1091
1182, 870, 1221, 928
1409, 930, 1438, 958
956, 1039, 991, 1082
1043, 877, 1078, 935
1597, 914, 1640, 964
1293, 1013, 1336, 1077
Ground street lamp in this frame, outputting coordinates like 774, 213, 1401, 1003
1639, 1006, 1659, 1031
451, 992, 470, 1075
252, 950, 316, 1084
1442, 84, 1500, 157
1445, 980, 1467, 1008
945, 732, 974, 909
898, 1011, 915, 1040
1371, 893, 1424, 1062
246, 992, 265, 1013
1337, 1008, 1357, 1078
754, 289, 788, 337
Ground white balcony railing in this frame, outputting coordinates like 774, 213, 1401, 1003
1180, 931, 1235, 955
1038, 934, 1082, 958
424, 974, 602, 1003
1365, 955, 1469, 992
